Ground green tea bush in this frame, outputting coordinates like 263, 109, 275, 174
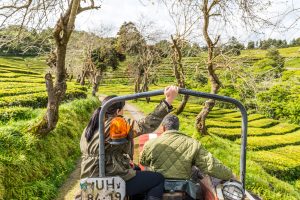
0, 87, 46, 97
253, 146, 300, 181
0, 97, 99, 199
282, 70, 300, 81
253, 58, 274, 68
206, 118, 278, 129
257, 84, 300, 124
243, 130, 300, 150
210, 122, 299, 140
0, 77, 45, 83
0, 85, 87, 108
248, 118, 279, 128
0, 82, 41, 89
285, 57, 300, 69
0, 72, 41, 78
248, 114, 266, 121
1, 68, 41, 75
0, 107, 36, 123
0, 91, 48, 107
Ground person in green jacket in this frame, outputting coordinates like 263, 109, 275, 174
80, 86, 178, 200
140, 114, 233, 182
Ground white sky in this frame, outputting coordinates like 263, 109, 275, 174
75, 0, 300, 44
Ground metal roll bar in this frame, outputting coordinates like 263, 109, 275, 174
98, 88, 248, 191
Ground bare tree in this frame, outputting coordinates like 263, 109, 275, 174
66, 25, 114, 85
136, 18, 164, 101
131, 44, 161, 102
0, 0, 101, 135
118, 19, 164, 102
194, 0, 271, 134
163, 0, 272, 134
161, 0, 201, 114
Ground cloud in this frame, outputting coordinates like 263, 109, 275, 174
75, 0, 300, 42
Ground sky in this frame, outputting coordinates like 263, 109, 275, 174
42, 0, 300, 43
70, 0, 298, 44
1, 0, 298, 44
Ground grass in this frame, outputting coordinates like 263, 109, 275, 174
0, 107, 38, 125
0, 97, 100, 199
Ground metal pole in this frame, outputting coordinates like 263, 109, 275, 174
98, 89, 247, 190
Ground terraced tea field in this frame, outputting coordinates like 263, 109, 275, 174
0, 57, 87, 124
0, 56, 99, 199
99, 84, 300, 199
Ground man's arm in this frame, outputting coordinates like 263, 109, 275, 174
129, 101, 171, 138
129, 86, 178, 138
140, 142, 152, 167
194, 144, 233, 180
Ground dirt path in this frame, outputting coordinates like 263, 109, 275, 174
55, 96, 145, 200
55, 159, 82, 200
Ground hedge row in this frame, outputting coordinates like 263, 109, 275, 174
0, 87, 87, 108
241, 130, 300, 150
0, 87, 46, 97
206, 118, 279, 128
252, 146, 300, 181
0, 72, 42, 79
0, 65, 41, 75
210, 123, 300, 140
0, 77, 45, 83
0, 82, 40, 89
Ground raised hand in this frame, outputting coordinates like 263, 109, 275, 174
164, 85, 179, 105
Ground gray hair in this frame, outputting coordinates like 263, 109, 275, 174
162, 114, 179, 131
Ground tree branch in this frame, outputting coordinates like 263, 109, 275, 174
78, 0, 101, 13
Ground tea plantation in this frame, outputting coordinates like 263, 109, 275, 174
0, 57, 100, 199
0, 45, 299, 199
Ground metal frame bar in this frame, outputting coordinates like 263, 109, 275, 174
98, 88, 247, 190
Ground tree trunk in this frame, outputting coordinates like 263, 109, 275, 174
92, 74, 101, 96
176, 95, 189, 114
171, 36, 189, 114
142, 72, 150, 103
33, 0, 80, 135
34, 45, 68, 135
80, 70, 87, 85
135, 74, 142, 93
195, 0, 221, 135
76, 74, 81, 83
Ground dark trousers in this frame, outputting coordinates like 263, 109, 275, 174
126, 171, 165, 199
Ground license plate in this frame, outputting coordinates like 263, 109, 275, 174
80, 177, 126, 200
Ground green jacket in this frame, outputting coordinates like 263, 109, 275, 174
80, 101, 170, 181
140, 130, 233, 180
